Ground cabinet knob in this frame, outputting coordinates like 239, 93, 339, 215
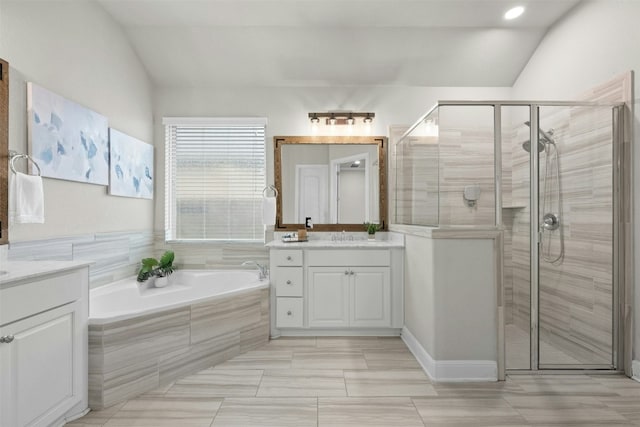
345, 271, 349, 275
286, 280, 292, 285
350, 271, 355, 276
287, 310, 292, 316
286, 256, 292, 261
0, 335, 14, 343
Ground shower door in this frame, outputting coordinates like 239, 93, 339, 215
536, 105, 616, 369
504, 103, 621, 371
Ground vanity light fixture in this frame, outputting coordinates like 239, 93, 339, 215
308, 112, 375, 125
504, 5, 525, 20
346, 115, 355, 126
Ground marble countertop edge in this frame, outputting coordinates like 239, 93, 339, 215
0, 260, 93, 288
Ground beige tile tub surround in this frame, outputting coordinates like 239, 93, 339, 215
70, 337, 640, 427
88, 287, 269, 409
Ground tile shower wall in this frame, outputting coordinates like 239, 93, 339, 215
437, 127, 495, 226
393, 112, 496, 227
394, 136, 438, 226
503, 75, 627, 365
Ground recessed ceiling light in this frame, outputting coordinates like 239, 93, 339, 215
504, 6, 525, 20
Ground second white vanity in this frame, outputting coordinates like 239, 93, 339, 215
267, 233, 404, 337
0, 261, 91, 427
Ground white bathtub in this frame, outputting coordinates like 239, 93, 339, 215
88, 269, 270, 408
90, 269, 269, 325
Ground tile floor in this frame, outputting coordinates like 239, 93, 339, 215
69, 337, 640, 426
506, 324, 582, 368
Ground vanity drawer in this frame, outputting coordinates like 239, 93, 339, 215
306, 249, 390, 267
273, 250, 303, 267
276, 298, 304, 328
275, 267, 303, 297
0, 269, 85, 326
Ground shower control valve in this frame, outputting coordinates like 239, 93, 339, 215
542, 213, 560, 231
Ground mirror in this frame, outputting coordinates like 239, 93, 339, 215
0, 59, 8, 245
274, 136, 387, 231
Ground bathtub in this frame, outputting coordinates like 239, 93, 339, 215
88, 270, 270, 409
90, 269, 268, 324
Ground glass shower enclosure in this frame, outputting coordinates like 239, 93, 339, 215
394, 101, 627, 372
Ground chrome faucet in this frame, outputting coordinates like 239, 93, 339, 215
242, 261, 268, 280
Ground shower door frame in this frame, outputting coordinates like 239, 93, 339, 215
438, 100, 628, 377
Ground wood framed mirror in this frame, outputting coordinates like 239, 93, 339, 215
0, 58, 8, 245
274, 135, 387, 231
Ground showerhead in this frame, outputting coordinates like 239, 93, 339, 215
524, 121, 556, 144
522, 140, 545, 153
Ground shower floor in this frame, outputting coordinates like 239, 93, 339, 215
506, 324, 581, 369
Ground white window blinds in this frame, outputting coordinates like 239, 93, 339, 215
164, 118, 266, 242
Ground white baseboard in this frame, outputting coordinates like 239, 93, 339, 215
401, 326, 497, 382
400, 326, 436, 380
632, 360, 640, 383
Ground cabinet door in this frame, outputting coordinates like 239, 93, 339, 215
349, 267, 391, 327
0, 302, 80, 427
308, 267, 349, 327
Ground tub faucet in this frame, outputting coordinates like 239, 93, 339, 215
242, 261, 268, 280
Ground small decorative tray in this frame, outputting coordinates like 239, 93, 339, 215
281, 236, 308, 243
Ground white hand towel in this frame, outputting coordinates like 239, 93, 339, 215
262, 196, 276, 226
9, 172, 45, 224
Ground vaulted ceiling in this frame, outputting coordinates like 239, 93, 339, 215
97, 0, 581, 88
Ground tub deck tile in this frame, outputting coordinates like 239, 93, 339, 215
158, 330, 241, 385
89, 287, 269, 409
100, 359, 159, 409
191, 291, 262, 344
98, 307, 191, 373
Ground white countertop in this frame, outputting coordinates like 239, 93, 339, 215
266, 232, 404, 249
0, 260, 92, 288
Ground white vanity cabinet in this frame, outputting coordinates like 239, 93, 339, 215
307, 267, 349, 327
307, 266, 391, 328
348, 267, 391, 327
268, 241, 403, 336
273, 250, 304, 328
0, 264, 89, 427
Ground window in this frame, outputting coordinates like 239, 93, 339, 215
164, 117, 267, 242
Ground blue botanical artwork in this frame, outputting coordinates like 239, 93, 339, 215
27, 83, 109, 185
108, 128, 154, 199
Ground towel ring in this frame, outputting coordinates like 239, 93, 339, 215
9, 151, 41, 176
262, 185, 278, 198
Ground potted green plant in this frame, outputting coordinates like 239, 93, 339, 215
364, 222, 380, 240
137, 250, 175, 287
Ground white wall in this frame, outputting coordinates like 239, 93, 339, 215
403, 233, 497, 361
404, 233, 436, 356
432, 238, 497, 360
511, 0, 640, 367
0, 0, 154, 241
154, 85, 511, 231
